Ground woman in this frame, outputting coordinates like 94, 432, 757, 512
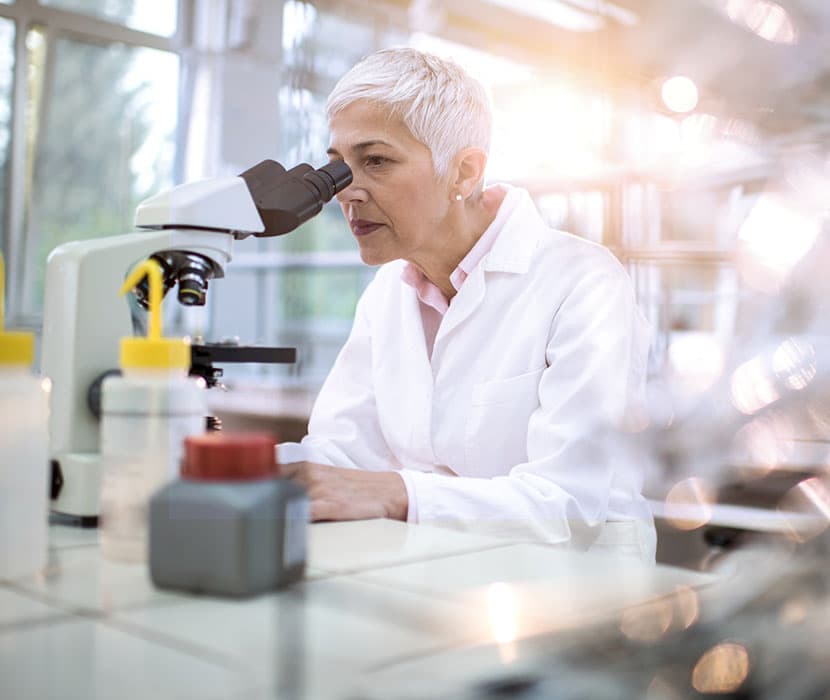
280, 47, 655, 560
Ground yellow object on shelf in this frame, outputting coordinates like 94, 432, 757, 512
0, 253, 35, 366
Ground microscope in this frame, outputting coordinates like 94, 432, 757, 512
42, 159, 352, 523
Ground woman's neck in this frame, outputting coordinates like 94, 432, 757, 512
410, 187, 505, 300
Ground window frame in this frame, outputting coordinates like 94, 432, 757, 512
0, 0, 191, 327
524, 163, 771, 376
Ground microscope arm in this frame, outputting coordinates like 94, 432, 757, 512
42, 229, 233, 517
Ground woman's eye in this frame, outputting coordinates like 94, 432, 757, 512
365, 155, 389, 167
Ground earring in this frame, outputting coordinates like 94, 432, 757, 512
455, 193, 463, 202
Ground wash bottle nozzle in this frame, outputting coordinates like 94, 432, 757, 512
119, 259, 190, 371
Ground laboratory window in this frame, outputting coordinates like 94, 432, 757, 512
20, 30, 178, 315
39, 0, 178, 37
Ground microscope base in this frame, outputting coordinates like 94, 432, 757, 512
50, 452, 103, 520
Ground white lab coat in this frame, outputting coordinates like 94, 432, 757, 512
280, 186, 656, 561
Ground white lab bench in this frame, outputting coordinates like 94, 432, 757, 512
0, 520, 714, 700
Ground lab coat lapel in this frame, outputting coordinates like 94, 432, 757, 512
396, 285, 437, 460
435, 188, 541, 347
399, 287, 433, 375
436, 263, 486, 345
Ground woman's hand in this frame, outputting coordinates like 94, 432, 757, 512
281, 462, 408, 522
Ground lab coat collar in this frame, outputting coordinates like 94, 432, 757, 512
481, 185, 543, 275
434, 186, 541, 349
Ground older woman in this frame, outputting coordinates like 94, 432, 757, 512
280, 47, 655, 560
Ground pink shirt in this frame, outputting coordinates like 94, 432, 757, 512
400, 187, 509, 358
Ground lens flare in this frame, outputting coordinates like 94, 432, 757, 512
673, 585, 700, 629
487, 582, 517, 641
692, 642, 750, 694
620, 598, 674, 642
779, 598, 809, 625
771, 338, 816, 391
778, 477, 830, 542
730, 412, 794, 476
730, 356, 779, 415
737, 194, 820, 290
668, 333, 725, 394
665, 478, 716, 530
724, 0, 797, 44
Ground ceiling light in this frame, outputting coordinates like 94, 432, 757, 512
483, 0, 605, 32
565, 0, 639, 26
661, 76, 699, 113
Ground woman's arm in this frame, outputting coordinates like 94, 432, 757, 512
278, 275, 401, 472
280, 461, 407, 521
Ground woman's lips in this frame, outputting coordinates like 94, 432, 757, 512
350, 220, 383, 237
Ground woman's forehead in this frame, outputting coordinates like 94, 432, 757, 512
328, 102, 418, 153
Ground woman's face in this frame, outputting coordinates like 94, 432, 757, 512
327, 100, 451, 266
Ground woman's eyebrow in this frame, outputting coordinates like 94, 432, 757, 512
353, 139, 393, 150
327, 139, 394, 157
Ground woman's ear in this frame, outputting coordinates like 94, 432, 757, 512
453, 148, 488, 199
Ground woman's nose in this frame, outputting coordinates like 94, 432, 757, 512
336, 171, 368, 203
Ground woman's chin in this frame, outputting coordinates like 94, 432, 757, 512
358, 246, 393, 266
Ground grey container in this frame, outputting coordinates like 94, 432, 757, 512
149, 478, 309, 597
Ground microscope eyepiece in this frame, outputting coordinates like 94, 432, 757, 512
239, 159, 353, 237
303, 160, 353, 201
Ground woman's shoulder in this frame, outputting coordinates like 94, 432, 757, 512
495, 185, 624, 279
536, 227, 626, 280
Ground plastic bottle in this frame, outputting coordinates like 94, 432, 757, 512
149, 433, 308, 597
0, 254, 50, 580
99, 259, 207, 563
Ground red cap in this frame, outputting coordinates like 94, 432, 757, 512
182, 433, 279, 481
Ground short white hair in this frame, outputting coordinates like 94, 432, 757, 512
326, 47, 492, 180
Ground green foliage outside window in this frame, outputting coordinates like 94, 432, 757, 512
0, 18, 13, 246
280, 268, 368, 321
22, 0, 177, 312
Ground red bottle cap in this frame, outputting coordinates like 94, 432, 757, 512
182, 433, 279, 481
